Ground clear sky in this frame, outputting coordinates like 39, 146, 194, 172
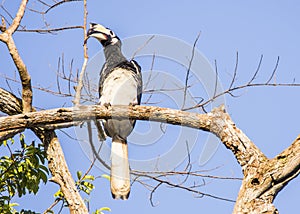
1, 0, 300, 213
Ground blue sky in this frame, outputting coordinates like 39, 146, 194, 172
1, 0, 300, 213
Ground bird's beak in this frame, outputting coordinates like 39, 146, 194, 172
84, 23, 95, 45
86, 23, 97, 37
84, 23, 108, 45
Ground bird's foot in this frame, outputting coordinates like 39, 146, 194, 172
129, 102, 138, 107
102, 102, 111, 108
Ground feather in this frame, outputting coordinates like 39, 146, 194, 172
110, 136, 130, 199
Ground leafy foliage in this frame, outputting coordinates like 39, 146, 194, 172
50, 172, 111, 213
0, 134, 48, 213
76, 170, 95, 195
93, 207, 111, 214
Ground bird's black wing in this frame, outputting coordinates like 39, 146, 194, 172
98, 60, 142, 104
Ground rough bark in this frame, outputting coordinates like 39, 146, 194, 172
233, 136, 300, 214
0, 88, 88, 214
0, 1, 88, 211
1, 89, 299, 213
0, 0, 32, 113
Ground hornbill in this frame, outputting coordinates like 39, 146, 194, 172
85, 23, 142, 200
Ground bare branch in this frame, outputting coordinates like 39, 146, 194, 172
43, 198, 62, 214
182, 32, 201, 109
6, 0, 27, 34
37, 0, 51, 8
0, 0, 32, 113
131, 35, 155, 60
149, 182, 162, 207
73, 0, 88, 106
248, 54, 263, 84
0, 104, 266, 168
44, 0, 83, 14
266, 56, 280, 84
17, 25, 83, 33
233, 134, 300, 213
87, 121, 110, 170
184, 56, 300, 111
272, 135, 300, 189
0, 129, 24, 141
228, 52, 239, 90
140, 173, 236, 203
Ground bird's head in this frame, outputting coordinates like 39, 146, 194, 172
85, 23, 120, 47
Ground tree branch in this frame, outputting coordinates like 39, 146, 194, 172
6, 0, 27, 34
0, 102, 266, 168
73, 0, 88, 105
0, 90, 88, 213
272, 135, 300, 191
0, 0, 32, 113
233, 136, 300, 213
1, 86, 299, 212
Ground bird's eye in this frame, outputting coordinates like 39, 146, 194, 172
110, 30, 114, 36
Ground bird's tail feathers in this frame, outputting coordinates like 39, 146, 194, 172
110, 136, 130, 200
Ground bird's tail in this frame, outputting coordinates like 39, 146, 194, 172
110, 136, 130, 200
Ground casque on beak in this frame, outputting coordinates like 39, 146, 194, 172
84, 23, 119, 47
86, 23, 98, 37
84, 23, 110, 45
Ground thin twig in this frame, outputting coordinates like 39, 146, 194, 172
87, 122, 110, 170
43, 198, 62, 214
228, 52, 239, 90
44, 0, 83, 14
72, 0, 88, 105
183, 56, 298, 111
248, 54, 263, 84
182, 32, 201, 109
142, 173, 236, 203
213, 59, 219, 99
17, 25, 83, 33
150, 182, 162, 207
131, 35, 155, 60
266, 56, 280, 84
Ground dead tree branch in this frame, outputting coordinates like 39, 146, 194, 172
0, 0, 32, 113
182, 32, 201, 109
0, 91, 299, 212
73, 0, 88, 106
184, 55, 300, 111
17, 25, 83, 34
44, 0, 83, 14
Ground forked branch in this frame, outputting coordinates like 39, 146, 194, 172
0, 0, 32, 113
0, 88, 88, 214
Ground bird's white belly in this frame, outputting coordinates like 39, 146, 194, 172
100, 68, 138, 105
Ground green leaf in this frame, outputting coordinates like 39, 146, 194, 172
1, 140, 7, 146
99, 207, 111, 212
20, 133, 25, 148
9, 202, 19, 208
39, 170, 48, 183
101, 174, 110, 181
77, 171, 82, 180
83, 174, 95, 181
54, 189, 64, 198
39, 165, 49, 174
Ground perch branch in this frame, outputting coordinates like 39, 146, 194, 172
0, 92, 88, 214
1, 89, 299, 212
0, 104, 266, 168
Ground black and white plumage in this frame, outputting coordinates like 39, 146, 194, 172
86, 23, 142, 200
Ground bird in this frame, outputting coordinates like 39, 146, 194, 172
85, 23, 142, 200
